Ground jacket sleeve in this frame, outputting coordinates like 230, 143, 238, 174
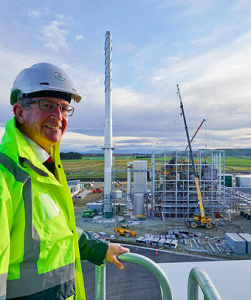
78, 231, 109, 266
0, 175, 12, 300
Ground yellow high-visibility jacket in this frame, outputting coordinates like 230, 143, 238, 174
0, 118, 108, 300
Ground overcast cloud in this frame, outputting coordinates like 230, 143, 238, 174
0, 0, 251, 152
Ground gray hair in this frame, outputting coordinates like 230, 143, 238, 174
17, 97, 32, 109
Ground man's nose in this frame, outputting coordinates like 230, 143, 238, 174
51, 105, 63, 120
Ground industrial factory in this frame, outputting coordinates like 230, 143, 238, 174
69, 32, 251, 276
71, 32, 251, 229
70, 32, 251, 300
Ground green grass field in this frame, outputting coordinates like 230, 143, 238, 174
225, 156, 251, 171
62, 155, 251, 181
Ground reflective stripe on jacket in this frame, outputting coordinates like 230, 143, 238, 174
0, 118, 86, 300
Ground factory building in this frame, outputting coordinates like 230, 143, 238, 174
150, 149, 228, 219
106, 149, 237, 220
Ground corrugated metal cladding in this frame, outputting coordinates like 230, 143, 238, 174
225, 233, 246, 254
133, 161, 147, 194
235, 174, 251, 187
134, 193, 145, 216
238, 233, 251, 254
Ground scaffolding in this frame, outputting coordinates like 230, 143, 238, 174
151, 150, 228, 219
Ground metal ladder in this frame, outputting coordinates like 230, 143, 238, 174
95, 253, 223, 300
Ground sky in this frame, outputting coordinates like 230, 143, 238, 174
1, 0, 251, 153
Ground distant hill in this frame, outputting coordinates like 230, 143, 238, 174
216, 149, 251, 156
60, 148, 251, 157
80, 149, 161, 155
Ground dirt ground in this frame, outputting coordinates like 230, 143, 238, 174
74, 190, 251, 261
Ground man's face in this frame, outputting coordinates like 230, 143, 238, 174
17, 97, 69, 153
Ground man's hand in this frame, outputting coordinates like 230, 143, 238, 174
105, 243, 129, 269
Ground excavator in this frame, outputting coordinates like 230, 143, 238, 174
177, 84, 213, 229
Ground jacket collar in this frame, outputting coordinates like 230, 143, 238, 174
0, 117, 61, 179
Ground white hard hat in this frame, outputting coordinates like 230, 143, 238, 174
10, 62, 82, 105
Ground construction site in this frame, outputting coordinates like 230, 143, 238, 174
72, 148, 251, 259
70, 32, 251, 299
69, 32, 251, 259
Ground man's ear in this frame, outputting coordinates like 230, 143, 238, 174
13, 103, 25, 124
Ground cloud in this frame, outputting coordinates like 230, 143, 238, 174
0, 43, 39, 125
189, 30, 224, 46
117, 138, 150, 144
116, 43, 137, 53
75, 35, 85, 41
232, 0, 251, 10
29, 10, 40, 17
38, 20, 68, 52
1, 2, 251, 153
60, 131, 103, 152
146, 0, 213, 14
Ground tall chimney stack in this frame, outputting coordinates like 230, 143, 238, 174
103, 31, 113, 218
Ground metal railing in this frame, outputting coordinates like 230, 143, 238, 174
95, 252, 173, 300
188, 267, 223, 300
95, 254, 223, 300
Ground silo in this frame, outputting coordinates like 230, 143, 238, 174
134, 193, 145, 216
225, 174, 233, 187
203, 167, 218, 180
133, 161, 147, 194
235, 174, 251, 187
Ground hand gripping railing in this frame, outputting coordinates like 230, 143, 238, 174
188, 267, 223, 300
95, 252, 173, 300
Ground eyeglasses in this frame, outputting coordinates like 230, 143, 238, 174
28, 99, 75, 116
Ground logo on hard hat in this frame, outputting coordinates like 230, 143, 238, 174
54, 72, 66, 81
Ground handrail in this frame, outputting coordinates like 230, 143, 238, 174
95, 252, 173, 300
188, 267, 223, 300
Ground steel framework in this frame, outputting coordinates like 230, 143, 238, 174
151, 150, 229, 218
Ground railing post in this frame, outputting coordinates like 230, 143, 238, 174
95, 252, 172, 300
188, 267, 223, 300
95, 263, 106, 300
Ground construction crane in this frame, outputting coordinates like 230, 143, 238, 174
184, 118, 206, 151
177, 118, 206, 164
177, 84, 213, 229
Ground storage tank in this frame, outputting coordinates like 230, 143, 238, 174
235, 174, 251, 187
225, 174, 233, 187
133, 161, 147, 194
115, 190, 122, 199
203, 168, 218, 180
134, 193, 145, 216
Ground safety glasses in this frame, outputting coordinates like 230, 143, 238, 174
28, 99, 75, 116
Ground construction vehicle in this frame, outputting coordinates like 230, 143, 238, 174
177, 85, 213, 229
135, 215, 146, 220
92, 188, 103, 193
114, 224, 136, 238
82, 209, 97, 218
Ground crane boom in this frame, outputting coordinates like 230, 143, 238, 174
177, 118, 206, 164
177, 84, 212, 228
176, 84, 205, 217
184, 118, 206, 151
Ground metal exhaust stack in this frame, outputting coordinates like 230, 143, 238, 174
103, 31, 113, 218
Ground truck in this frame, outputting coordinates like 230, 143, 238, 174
114, 225, 136, 238
92, 188, 103, 193
82, 209, 97, 218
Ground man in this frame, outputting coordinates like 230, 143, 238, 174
0, 63, 129, 300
